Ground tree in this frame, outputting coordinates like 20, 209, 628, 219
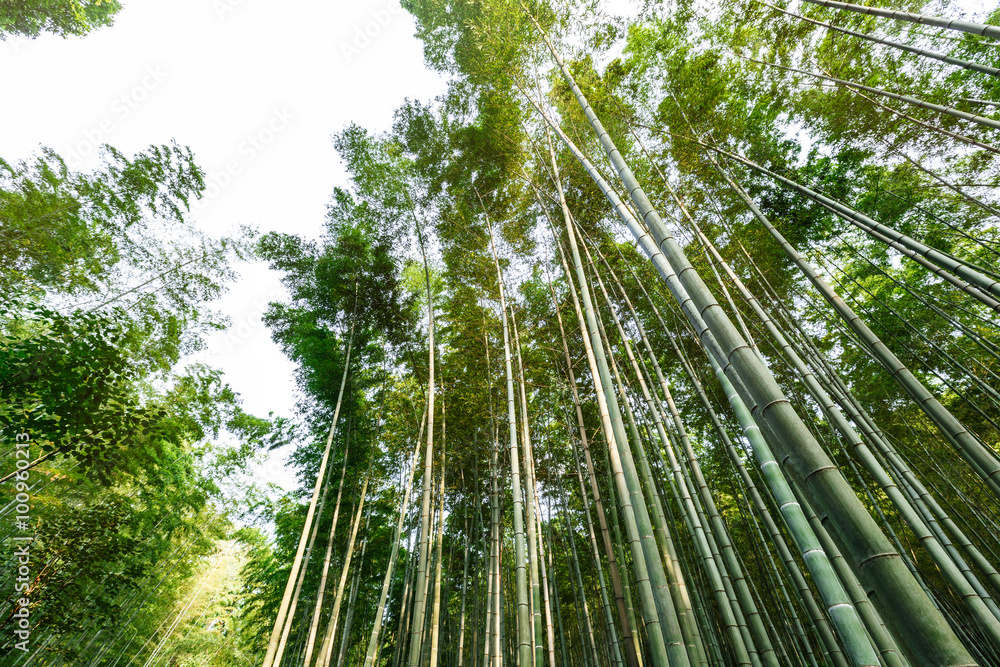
0, 0, 122, 38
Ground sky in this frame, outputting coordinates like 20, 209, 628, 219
1, 0, 448, 492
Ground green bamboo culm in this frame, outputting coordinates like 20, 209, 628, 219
757, 1, 1000, 77
688, 138, 1000, 501
801, 0, 1000, 39
486, 215, 534, 667
362, 406, 426, 667
406, 219, 437, 667
522, 9, 978, 664
261, 304, 357, 667
540, 126, 680, 667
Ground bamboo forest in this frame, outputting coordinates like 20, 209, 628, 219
4, 0, 1000, 665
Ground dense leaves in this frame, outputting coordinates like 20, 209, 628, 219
0, 0, 121, 38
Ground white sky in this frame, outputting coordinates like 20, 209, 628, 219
1, 0, 447, 493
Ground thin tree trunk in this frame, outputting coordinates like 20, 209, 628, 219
275, 469, 335, 664
429, 405, 447, 667
318, 474, 370, 667
407, 216, 437, 667
547, 512, 570, 667
393, 528, 418, 667
537, 118, 683, 667
739, 54, 1000, 132
801, 0, 1000, 39
760, 0, 1000, 76
561, 499, 602, 667
537, 199, 640, 667
262, 301, 357, 667
337, 520, 368, 667
511, 308, 545, 667
533, 486, 557, 667
303, 436, 353, 667
363, 404, 428, 667
484, 212, 533, 667
457, 506, 470, 667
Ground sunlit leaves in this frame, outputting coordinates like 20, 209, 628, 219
0, 0, 121, 37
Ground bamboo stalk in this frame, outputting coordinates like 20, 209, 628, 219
801, 0, 1000, 39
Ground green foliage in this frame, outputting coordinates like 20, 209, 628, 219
256, 189, 416, 421
0, 0, 121, 38
0, 143, 248, 373
0, 137, 270, 663
0, 298, 161, 482
0, 324, 277, 658
0, 143, 205, 293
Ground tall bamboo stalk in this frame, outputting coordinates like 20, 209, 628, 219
302, 436, 353, 667
561, 498, 602, 667
691, 141, 1000, 499
263, 298, 357, 667
537, 197, 640, 667
457, 508, 471, 667
407, 217, 438, 667
428, 402, 447, 667
511, 309, 546, 667
538, 115, 684, 667
362, 404, 427, 667
335, 530, 366, 667
318, 474, 370, 667
668, 176, 1000, 644
758, 0, 1000, 76
485, 213, 533, 667
801, 0, 1000, 39
737, 54, 1000, 132
274, 462, 335, 664
523, 21, 976, 659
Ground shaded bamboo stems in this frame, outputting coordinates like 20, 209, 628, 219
535, 182, 641, 667
318, 474, 370, 667
263, 312, 356, 667
406, 217, 438, 667
585, 229, 767, 667
362, 405, 428, 667
673, 187, 1000, 641
275, 466, 335, 663
485, 214, 533, 666
536, 116, 679, 667
694, 142, 1000, 499
302, 438, 353, 667
531, 67, 950, 658
736, 54, 1000, 131
593, 290, 758, 667
428, 430, 446, 667
510, 308, 545, 666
